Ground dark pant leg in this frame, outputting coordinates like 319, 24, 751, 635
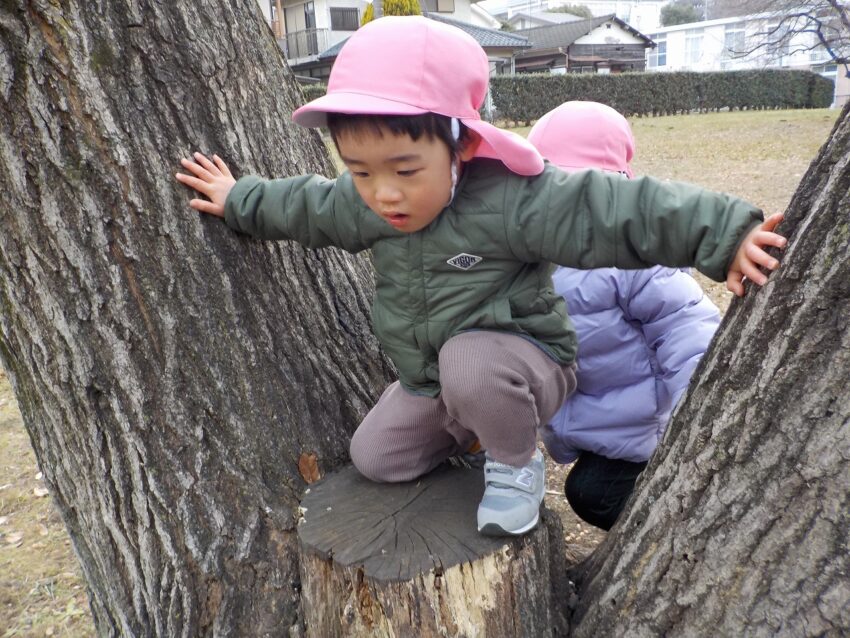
564, 451, 648, 531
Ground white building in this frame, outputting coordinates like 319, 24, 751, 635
483, 0, 667, 32
258, 0, 503, 67
254, 0, 530, 80
257, 1, 273, 23
645, 13, 846, 106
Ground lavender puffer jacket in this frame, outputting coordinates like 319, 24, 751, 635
540, 266, 720, 464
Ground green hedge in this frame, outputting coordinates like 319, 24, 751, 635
295, 69, 833, 123
490, 69, 834, 124
300, 83, 328, 103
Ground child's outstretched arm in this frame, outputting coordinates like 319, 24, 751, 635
174, 151, 381, 254
175, 152, 235, 218
726, 213, 786, 297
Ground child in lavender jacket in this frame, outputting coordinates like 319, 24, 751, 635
528, 102, 722, 530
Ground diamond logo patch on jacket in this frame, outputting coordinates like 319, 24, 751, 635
447, 253, 483, 270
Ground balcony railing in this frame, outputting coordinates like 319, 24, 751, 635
280, 28, 330, 60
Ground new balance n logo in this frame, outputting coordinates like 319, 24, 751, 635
516, 468, 535, 489
447, 253, 483, 270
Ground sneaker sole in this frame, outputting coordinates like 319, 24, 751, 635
478, 511, 540, 537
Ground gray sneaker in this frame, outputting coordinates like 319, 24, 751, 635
477, 449, 545, 536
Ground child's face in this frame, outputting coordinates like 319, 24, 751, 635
336, 127, 455, 233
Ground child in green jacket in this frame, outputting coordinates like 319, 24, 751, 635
176, 16, 785, 537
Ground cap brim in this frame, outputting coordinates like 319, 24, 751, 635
463, 119, 544, 176
293, 92, 429, 128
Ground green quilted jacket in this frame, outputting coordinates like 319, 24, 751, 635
224, 159, 761, 397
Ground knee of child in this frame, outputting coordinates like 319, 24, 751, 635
349, 430, 390, 482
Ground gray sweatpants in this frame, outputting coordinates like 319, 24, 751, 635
350, 331, 577, 482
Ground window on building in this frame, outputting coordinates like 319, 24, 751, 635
685, 28, 703, 64
304, 2, 316, 29
421, 0, 455, 12
765, 22, 790, 60
724, 23, 746, 57
330, 7, 359, 30
303, 2, 318, 55
268, 1, 281, 37
648, 34, 666, 67
811, 63, 838, 76
808, 31, 833, 63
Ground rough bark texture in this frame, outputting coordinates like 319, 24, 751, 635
570, 104, 850, 637
298, 466, 572, 638
0, 1, 393, 635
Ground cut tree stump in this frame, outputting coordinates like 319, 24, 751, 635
297, 464, 571, 637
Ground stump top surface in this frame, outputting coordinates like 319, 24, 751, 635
297, 464, 510, 582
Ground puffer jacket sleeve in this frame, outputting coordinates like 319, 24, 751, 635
506, 166, 763, 281
621, 267, 721, 420
223, 172, 380, 253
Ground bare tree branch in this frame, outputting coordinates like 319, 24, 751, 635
725, 2, 850, 77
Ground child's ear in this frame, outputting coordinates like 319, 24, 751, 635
458, 130, 482, 162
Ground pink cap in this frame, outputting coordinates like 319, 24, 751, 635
527, 101, 635, 178
292, 16, 544, 176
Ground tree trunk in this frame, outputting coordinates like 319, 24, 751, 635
0, 1, 392, 635
570, 104, 850, 636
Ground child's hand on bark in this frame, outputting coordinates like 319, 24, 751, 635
175, 152, 235, 218
726, 213, 786, 296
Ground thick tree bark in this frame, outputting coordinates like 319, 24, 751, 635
0, 1, 392, 635
570, 104, 850, 636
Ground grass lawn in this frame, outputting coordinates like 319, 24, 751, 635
512, 107, 835, 216
635, 109, 837, 312
0, 107, 839, 636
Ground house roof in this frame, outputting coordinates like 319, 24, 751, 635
506, 11, 585, 26
317, 38, 346, 60
424, 13, 531, 48
317, 13, 530, 60
514, 14, 654, 53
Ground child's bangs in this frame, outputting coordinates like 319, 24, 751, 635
326, 113, 464, 154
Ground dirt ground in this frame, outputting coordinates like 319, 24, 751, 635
0, 108, 838, 635
0, 371, 92, 637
